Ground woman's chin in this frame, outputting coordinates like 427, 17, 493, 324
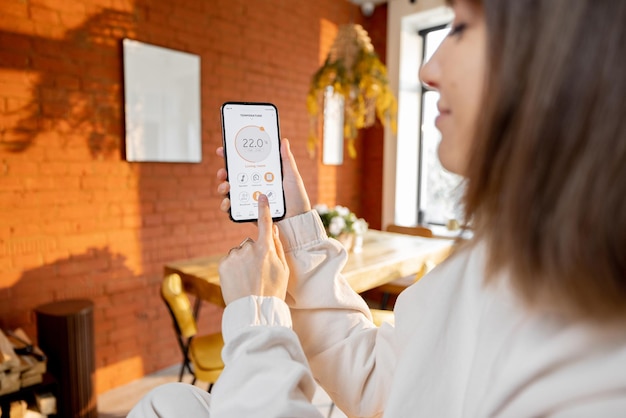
437, 144, 465, 176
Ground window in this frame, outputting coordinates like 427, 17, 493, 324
417, 26, 464, 226
394, 20, 463, 229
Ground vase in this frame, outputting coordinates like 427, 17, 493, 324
352, 233, 364, 253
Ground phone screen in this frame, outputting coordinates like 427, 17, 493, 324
220, 102, 286, 222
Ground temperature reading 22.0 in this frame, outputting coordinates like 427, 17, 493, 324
242, 138, 268, 148
235, 125, 272, 163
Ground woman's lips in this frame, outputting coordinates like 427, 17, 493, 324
435, 106, 451, 128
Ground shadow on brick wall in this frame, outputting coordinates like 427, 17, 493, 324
0, 246, 166, 377
0, 9, 134, 157
0, 4, 229, 391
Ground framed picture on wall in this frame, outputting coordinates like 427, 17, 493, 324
122, 39, 202, 163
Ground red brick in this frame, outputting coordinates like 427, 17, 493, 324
29, 5, 60, 24
3, 236, 56, 255
0, 50, 30, 68
53, 74, 80, 90
0, 176, 24, 192
40, 221, 72, 235
57, 12, 88, 29
0, 220, 41, 236
96, 344, 118, 365
41, 249, 70, 264
0, 80, 34, 100
0, 2, 29, 18
0, 255, 12, 272
104, 277, 145, 295
54, 255, 107, 276
32, 0, 86, 14
107, 323, 139, 343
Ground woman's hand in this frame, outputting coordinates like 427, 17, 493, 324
216, 138, 312, 219
218, 194, 289, 304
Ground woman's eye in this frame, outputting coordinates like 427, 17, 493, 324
448, 22, 467, 37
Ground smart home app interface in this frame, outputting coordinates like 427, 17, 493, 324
221, 103, 285, 222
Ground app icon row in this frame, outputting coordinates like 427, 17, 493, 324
236, 171, 275, 184
239, 190, 278, 203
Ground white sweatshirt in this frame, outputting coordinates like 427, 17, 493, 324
211, 211, 626, 417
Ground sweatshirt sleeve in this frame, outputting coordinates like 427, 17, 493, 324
277, 211, 398, 418
547, 397, 626, 418
211, 296, 323, 418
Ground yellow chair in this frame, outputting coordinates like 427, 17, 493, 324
376, 224, 435, 309
369, 308, 395, 327
161, 273, 224, 391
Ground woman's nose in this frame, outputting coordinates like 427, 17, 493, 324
419, 54, 440, 91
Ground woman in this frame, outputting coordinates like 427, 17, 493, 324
129, 0, 626, 416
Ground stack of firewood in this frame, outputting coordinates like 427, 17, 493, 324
0, 328, 55, 417
0, 329, 47, 395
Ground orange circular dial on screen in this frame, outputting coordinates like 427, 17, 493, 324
234, 125, 272, 163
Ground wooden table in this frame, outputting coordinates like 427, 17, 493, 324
340, 229, 452, 293
164, 229, 454, 307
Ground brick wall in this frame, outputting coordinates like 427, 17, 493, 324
0, 0, 387, 393
361, 6, 387, 230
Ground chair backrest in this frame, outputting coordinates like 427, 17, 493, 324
386, 224, 434, 238
161, 273, 197, 339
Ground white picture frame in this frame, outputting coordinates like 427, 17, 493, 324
122, 39, 202, 163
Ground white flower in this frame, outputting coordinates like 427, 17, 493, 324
315, 203, 368, 239
329, 216, 346, 236
335, 205, 350, 217
314, 204, 329, 215
353, 218, 369, 235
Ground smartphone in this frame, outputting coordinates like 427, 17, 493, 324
220, 102, 286, 222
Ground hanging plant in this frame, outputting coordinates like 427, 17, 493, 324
307, 24, 397, 158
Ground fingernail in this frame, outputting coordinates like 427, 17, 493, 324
259, 194, 268, 203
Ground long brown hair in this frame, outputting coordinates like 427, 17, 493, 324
463, 0, 626, 320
